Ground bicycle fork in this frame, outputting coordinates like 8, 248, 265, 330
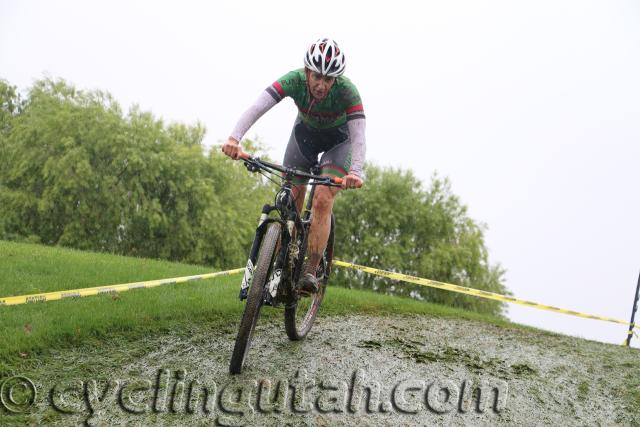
239, 204, 271, 300
239, 204, 294, 303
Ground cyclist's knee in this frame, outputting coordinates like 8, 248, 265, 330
312, 186, 335, 212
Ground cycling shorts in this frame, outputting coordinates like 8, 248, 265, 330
283, 118, 352, 184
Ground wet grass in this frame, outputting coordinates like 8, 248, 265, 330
577, 381, 589, 401
623, 375, 640, 422
0, 241, 521, 369
0, 242, 245, 368
0, 239, 638, 425
356, 335, 539, 380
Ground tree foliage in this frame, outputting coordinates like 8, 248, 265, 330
0, 77, 272, 268
332, 166, 509, 316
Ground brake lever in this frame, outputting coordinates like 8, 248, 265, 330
243, 157, 261, 173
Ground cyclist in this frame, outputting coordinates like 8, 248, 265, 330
222, 38, 366, 294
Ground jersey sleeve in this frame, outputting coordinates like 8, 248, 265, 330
348, 117, 366, 178
229, 90, 278, 142
346, 103, 365, 121
265, 70, 305, 102
340, 78, 365, 122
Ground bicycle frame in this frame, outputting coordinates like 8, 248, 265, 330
238, 154, 342, 307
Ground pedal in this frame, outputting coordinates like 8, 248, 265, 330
239, 288, 248, 301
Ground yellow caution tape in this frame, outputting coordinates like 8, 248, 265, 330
334, 260, 636, 328
1, 258, 636, 344
0, 269, 244, 306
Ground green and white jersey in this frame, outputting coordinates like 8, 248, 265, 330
266, 68, 365, 129
229, 68, 366, 177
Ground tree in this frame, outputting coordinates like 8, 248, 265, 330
332, 165, 509, 316
0, 77, 272, 267
0, 79, 22, 237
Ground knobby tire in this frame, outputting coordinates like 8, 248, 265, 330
284, 214, 335, 340
229, 222, 281, 374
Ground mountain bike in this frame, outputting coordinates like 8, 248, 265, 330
229, 151, 344, 374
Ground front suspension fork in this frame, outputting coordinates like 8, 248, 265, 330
239, 204, 271, 300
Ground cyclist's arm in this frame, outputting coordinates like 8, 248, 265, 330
346, 99, 366, 180
229, 90, 279, 142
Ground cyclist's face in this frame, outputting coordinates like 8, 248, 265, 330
306, 70, 335, 100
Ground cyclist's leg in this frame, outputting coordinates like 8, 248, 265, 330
304, 138, 352, 275
305, 185, 340, 275
283, 119, 316, 213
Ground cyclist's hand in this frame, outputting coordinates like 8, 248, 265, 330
341, 174, 363, 190
222, 137, 242, 160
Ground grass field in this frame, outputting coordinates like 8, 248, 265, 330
1, 241, 639, 426
1, 240, 518, 371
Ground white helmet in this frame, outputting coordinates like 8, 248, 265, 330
303, 38, 346, 77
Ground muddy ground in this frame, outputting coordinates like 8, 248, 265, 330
3, 313, 639, 426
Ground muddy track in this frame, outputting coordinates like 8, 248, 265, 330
6, 313, 639, 426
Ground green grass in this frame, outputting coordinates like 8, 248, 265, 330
0, 240, 215, 296
577, 380, 589, 401
0, 240, 515, 369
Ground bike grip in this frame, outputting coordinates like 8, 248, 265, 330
334, 177, 364, 188
238, 151, 251, 160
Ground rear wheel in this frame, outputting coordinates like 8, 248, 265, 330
229, 222, 281, 374
284, 214, 334, 340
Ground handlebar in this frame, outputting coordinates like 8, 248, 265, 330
236, 151, 362, 189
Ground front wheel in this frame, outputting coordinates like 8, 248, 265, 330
229, 222, 281, 374
284, 214, 334, 340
